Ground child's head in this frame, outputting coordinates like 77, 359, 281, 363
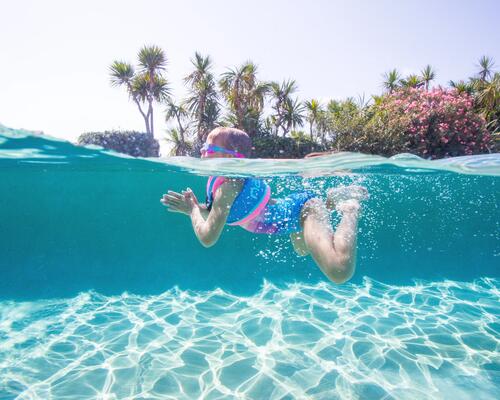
202, 127, 252, 158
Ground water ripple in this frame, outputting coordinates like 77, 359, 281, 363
1, 278, 498, 399
1, 126, 500, 176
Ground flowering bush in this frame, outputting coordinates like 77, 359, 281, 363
77, 130, 159, 157
366, 88, 493, 158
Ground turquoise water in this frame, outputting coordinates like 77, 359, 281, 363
1, 125, 499, 399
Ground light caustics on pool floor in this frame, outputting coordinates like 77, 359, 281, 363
1, 278, 499, 400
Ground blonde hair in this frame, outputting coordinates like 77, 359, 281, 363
208, 127, 252, 156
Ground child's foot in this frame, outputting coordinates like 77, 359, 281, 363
326, 185, 369, 211
336, 198, 361, 214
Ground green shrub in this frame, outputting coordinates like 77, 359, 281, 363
322, 99, 373, 153
77, 130, 159, 157
252, 132, 323, 158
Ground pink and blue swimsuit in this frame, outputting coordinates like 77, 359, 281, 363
206, 176, 316, 235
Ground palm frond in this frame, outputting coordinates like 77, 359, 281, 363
420, 65, 436, 90
382, 69, 400, 93
109, 61, 134, 86
138, 45, 167, 72
477, 55, 495, 81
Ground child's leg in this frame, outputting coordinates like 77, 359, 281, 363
301, 198, 361, 284
290, 232, 310, 256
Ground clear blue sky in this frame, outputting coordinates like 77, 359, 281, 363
1, 0, 499, 143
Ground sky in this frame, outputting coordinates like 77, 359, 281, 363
1, 0, 499, 144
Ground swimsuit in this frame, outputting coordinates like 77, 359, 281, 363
206, 176, 317, 235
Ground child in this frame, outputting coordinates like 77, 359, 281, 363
161, 127, 368, 284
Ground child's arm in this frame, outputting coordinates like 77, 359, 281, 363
187, 201, 210, 220
187, 180, 242, 247
162, 190, 210, 219
161, 180, 243, 247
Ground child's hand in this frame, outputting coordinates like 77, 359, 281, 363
182, 188, 199, 210
160, 189, 199, 215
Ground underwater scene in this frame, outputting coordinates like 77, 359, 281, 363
0, 125, 499, 399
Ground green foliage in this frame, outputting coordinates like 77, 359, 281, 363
399, 74, 423, 89
324, 98, 373, 150
77, 131, 159, 157
138, 45, 167, 72
109, 45, 170, 137
304, 99, 324, 140
252, 131, 323, 158
268, 80, 303, 137
477, 55, 495, 82
382, 69, 401, 93
163, 128, 193, 156
420, 65, 436, 91
219, 62, 269, 136
183, 52, 220, 145
473, 72, 500, 136
107, 48, 499, 159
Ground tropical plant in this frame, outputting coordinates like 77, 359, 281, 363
164, 128, 192, 156
110, 45, 170, 138
477, 55, 495, 82
449, 80, 474, 95
219, 62, 270, 136
252, 132, 322, 158
281, 97, 305, 137
165, 99, 191, 155
474, 72, 500, 139
420, 65, 436, 91
382, 69, 401, 93
183, 52, 220, 145
304, 99, 323, 141
269, 79, 299, 136
325, 98, 372, 150
400, 74, 424, 89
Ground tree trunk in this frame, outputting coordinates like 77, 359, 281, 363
143, 114, 150, 136
147, 68, 155, 139
198, 94, 206, 141
176, 114, 186, 147
149, 103, 154, 138
133, 97, 150, 135
128, 83, 151, 136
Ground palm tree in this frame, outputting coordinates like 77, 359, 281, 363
184, 52, 220, 144
420, 65, 436, 91
282, 97, 305, 136
400, 74, 424, 89
304, 99, 323, 141
184, 52, 212, 87
475, 72, 500, 131
110, 61, 150, 133
165, 99, 190, 154
219, 61, 269, 135
315, 109, 330, 146
382, 69, 401, 93
269, 79, 299, 136
477, 56, 495, 82
110, 45, 170, 138
164, 128, 192, 156
449, 80, 474, 95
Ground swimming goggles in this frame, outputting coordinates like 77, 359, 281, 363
200, 143, 245, 158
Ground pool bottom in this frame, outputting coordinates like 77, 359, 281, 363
1, 278, 498, 400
